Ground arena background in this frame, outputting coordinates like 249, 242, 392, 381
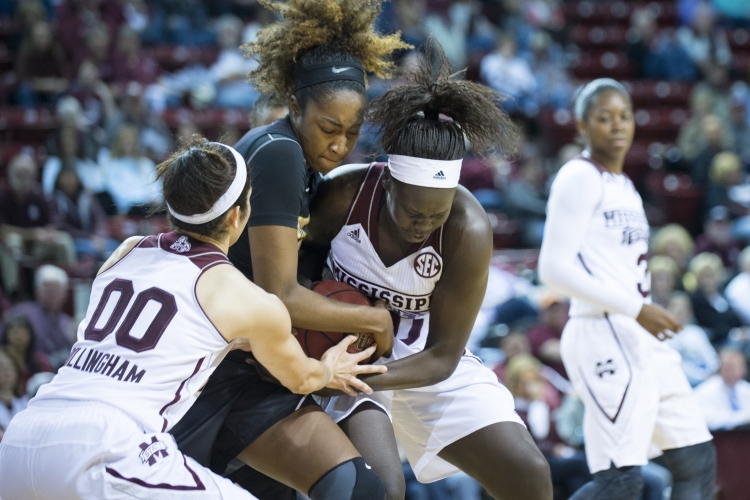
1, 0, 749, 498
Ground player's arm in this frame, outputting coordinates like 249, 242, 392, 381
248, 157, 393, 358
538, 163, 680, 337
361, 190, 493, 390
97, 236, 144, 275
538, 163, 644, 316
197, 265, 386, 395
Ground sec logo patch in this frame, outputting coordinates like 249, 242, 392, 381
414, 252, 441, 278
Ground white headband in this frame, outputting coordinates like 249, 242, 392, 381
387, 154, 462, 188
167, 143, 248, 225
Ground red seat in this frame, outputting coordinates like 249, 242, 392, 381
712, 429, 750, 500
153, 45, 220, 73
571, 26, 628, 49
569, 51, 634, 80
0, 107, 57, 146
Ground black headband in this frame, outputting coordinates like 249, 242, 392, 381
293, 61, 366, 92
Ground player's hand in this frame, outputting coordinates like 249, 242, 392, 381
320, 336, 387, 396
636, 304, 682, 341
369, 301, 394, 360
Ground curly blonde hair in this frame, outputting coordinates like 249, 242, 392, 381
243, 0, 411, 99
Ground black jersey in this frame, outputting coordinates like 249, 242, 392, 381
228, 116, 321, 281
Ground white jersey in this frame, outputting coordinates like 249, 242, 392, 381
328, 163, 444, 356
540, 153, 650, 319
33, 232, 233, 434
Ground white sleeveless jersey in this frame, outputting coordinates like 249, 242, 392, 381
564, 155, 651, 317
33, 232, 233, 433
328, 163, 444, 356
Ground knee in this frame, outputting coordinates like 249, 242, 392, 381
308, 457, 387, 500
382, 472, 405, 500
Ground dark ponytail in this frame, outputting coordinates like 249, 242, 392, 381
369, 36, 518, 160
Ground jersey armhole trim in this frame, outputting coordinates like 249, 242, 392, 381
97, 236, 148, 277
345, 162, 376, 225
192, 261, 233, 346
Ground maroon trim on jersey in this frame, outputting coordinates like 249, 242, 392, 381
137, 234, 160, 248
105, 453, 206, 491
578, 253, 594, 276
193, 262, 232, 345
580, 314, 632, 424
159, 232, 231, 270
574, 154, 607, 174
345, 162, 377, 225
159, 357, 204, 432
346, 162, 384, 231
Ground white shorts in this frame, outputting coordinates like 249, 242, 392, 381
317, 353, 524, 483
0, 399, 255, 500
561, 314, 712, 474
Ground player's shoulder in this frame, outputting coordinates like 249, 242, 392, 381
557, 156, 606, 181
197, 264, 289, 337
443, 187, 493, 253
97, 236, 145, 275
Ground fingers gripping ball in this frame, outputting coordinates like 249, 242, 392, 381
295, 281, 375, 360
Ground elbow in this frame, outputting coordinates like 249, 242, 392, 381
425, 353, 460, 386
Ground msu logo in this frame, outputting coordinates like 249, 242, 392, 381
139, 436, 169, 466
414, 252, 441, 278
170, 235, 191, 253
596, 359, 617, 378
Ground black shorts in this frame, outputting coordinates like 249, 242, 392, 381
171, 351, 316, 475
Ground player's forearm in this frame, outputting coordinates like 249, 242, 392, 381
361, 349, 457, 391
283, 283, 388, 334
539, 256, 642, 318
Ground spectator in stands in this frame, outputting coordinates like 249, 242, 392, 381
628, 7, 697, 81
0, 316, 52, 396
0, 352, 28, 433
729, 94, 750, 166
695, 205, 742, 269
100, 124, 160, 216
76, 23, 114, 83
506, 145, 547, 247
111, 25, 158, 87
651, 223, 695, 274
506, 354, 590, 498
42, 97, 107, 197
650, 255, 681, 308
480, 32, 538, 115
528, 30, 572, 109
422, 1, 471, 72
689, 252, 743, 345
57, 0, 124, 58
121, 0, 149, 34
140, 0, 215, 46
0, 155, 76, 299
726, 246, 750, 326
6, 264, 72, 368
704, 153, 746, 217
68, 59, 118, 129
667, 292, 720, 387
249, 94, 288, 129
15, 20, 69, 107
210, 14, 260, 108
527, 291, 568, 378
678, 89, 731, 163
690, 115, 735, 185
105, 82, 173, 162
694, 348, 750, 430
677, 2, 732, 77
51, 168, 118, 260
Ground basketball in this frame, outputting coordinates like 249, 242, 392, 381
294, 281, 375, 360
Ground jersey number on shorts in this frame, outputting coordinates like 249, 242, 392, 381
391, 313, 424, 346
84, 278, 178, 353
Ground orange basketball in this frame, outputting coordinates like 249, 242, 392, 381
294, 281, 374, 360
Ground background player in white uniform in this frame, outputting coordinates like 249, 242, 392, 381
539, 79, 716, 500
305, 39, 552, 500
0, 139, 386, 500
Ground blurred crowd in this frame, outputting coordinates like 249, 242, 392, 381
2, 0, 750, 499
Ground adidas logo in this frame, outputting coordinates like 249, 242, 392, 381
347, 228, 361, 243
433, 170, 446, 180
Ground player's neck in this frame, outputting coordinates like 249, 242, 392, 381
588, 150, 625, 175
180, 231, 230, 255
